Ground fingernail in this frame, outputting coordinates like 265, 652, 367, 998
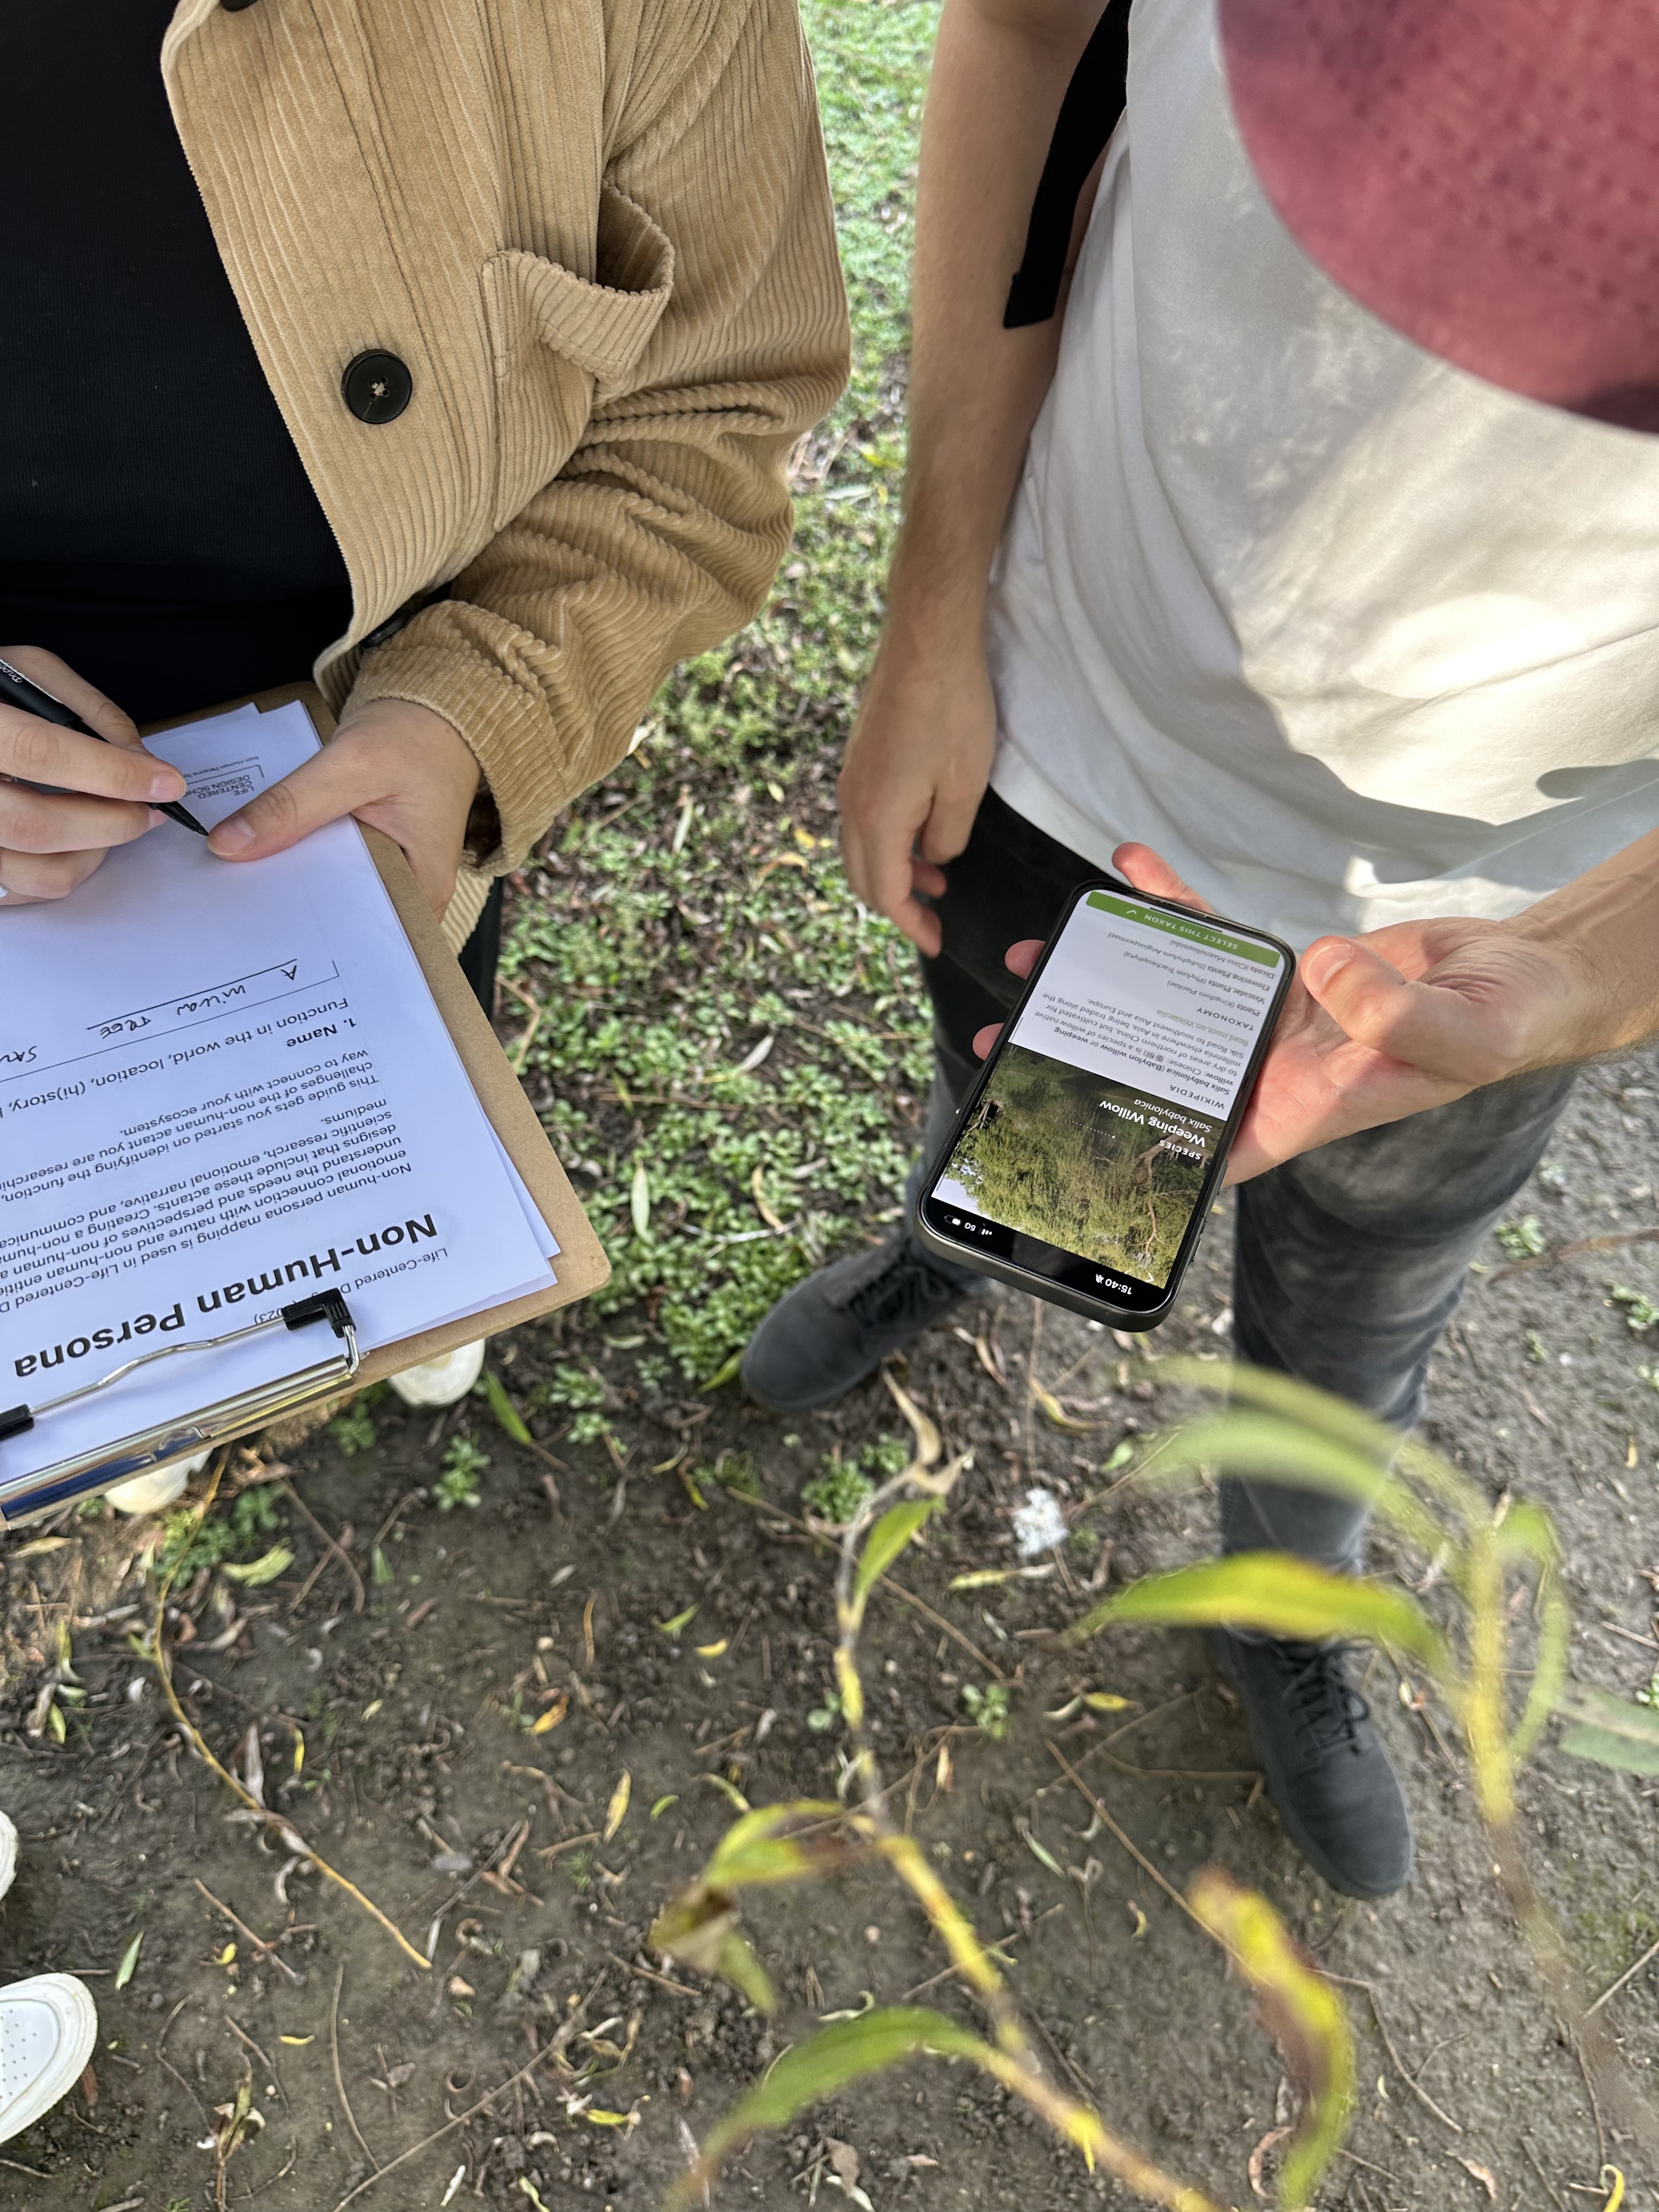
212, 816, 256, 853
148, 768, 183, 802
1305, 944, 1353, 990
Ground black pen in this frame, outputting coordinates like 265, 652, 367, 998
0, 656, 208, 836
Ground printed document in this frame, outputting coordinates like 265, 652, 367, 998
0, 702, 557, 1478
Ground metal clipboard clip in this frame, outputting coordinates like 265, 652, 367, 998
0, 1291, 359, 1527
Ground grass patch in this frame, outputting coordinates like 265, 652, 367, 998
501, 3, 942, 1384
155, 1485, 285, 1584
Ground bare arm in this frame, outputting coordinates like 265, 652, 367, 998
978, 824, 1659, 1182
840, 0, 1109, 950
895, 0, 1104, 628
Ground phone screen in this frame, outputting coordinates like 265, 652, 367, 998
923, 889, 1287, 1305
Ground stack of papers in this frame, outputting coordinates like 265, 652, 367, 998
0, 702, 558, 1484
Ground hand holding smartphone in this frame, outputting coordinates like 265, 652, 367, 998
913, 883, 1293, 1328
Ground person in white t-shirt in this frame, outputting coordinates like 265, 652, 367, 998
744, 0, 1659, 1898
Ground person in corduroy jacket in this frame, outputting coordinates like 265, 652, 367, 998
0, 0, 848, 954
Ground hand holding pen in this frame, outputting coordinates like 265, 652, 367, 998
0, 646, 205, 906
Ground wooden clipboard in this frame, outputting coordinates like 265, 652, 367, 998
148, 681, 610, 1384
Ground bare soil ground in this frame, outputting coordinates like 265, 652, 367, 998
3, 1036, 1656, 2212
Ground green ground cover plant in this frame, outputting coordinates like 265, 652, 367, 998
497, 0, 941, 1386
154, 1483, 284, 1584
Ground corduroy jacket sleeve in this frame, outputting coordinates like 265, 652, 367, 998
341, 0, 849, 873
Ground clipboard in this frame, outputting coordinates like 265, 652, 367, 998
0, 685, 608, 1525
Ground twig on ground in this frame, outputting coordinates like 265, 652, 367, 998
1323, 1973, 1463, 2134
533, 1829, 599, 1865
1587, 1929, 1659, 2016
1522, 2136, 1569, 2211
718, 1483, 1009, 1680
896, 1904, 1065, 2003
369, 1488, 426, 1556
1077, 1687, 1203, 1753
195, 1877, 302, 1985
1575, 2032, 1609, 2170
150, 1460, 430, 1972
500, 974, 543, 1073
1025, 1994, 1096, 2099
885, 1576, 1011, 1684
331, 1965, 379, 2175
517, 1430, 570, 1480
329, 1969, 609, 2211
604, 1950, 701, 1998
1093, 1749, 1261, 1783
284, 1480, 366, 1614
225, 2015, 276, 2075
153, 1991, 213, 2123
1335, 2147, 1401, 2183
1048, 1743, 1210, 1939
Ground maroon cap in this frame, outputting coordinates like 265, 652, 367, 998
1218, 0, 1659, 431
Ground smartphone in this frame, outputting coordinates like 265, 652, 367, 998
913, 882, 1294, 1329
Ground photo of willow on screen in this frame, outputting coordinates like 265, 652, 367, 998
941, 1043, 1224, 1289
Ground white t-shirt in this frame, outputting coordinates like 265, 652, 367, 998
985, 0, 1659, 951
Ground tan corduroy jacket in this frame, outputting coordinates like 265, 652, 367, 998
160, 0, 849, 943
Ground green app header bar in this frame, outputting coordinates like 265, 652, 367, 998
1086, 891, 1282, 968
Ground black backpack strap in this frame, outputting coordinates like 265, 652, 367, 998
1003, 3, 1130, 329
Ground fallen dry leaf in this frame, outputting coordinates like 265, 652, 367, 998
750, 1164, 786, 1231
604, 1770, 632, 1842
531, 1691, 569, 1735
753, 853, 807, 886
1454, 2157, 1497, 2200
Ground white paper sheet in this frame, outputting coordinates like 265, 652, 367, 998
0, 703, 557, 1482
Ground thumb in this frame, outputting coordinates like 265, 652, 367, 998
208, 743, 370, 862
1111, 842, 1213, 912
1301, 936, 1491, 1079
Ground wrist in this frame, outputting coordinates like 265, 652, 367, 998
340, 695, 479, 793
881, 532, 991, 643
1507, 861, 1659, 1056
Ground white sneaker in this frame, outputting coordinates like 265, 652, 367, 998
0, 1975, 98, 2145
0, 1810, 14, 1905
388, 1340, 487, 1409
106, 1447, 212, 1517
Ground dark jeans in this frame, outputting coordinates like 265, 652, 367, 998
458, 877, 505, 1020
919, 790, 1577, 1570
